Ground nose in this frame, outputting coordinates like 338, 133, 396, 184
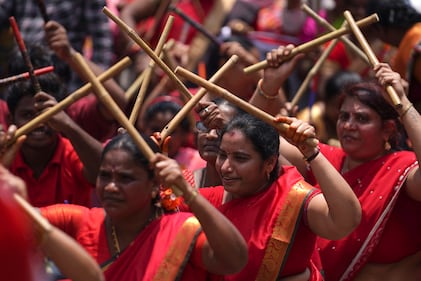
206, 129, 219, 139
104, 181, 118, 192
342, 116, 357, 129
220, 157, 233, 173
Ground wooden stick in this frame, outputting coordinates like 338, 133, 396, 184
103, 7, 193, 101
169, 5, 221, 46
72, 52, 183, 196
301, 4, 369, 64
144, 0, 171, 43
128, 15, 174, 124
35, 0, 50, 23
12, 57, 131, 143
175, 66, 318, 147
291, 39, 339, 108
0, 66, 54, 86
14, 193, 52, 233
243, 14, 379, 73
343, 11, 402, 108
160, 55, 239, 142
9, 16, 41, 93
125, 71, 146, 101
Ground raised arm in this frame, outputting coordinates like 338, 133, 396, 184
374, 63, 421, 201
150, 153, 248, 275
275, 116, 361, 240
34, 91, 102, 183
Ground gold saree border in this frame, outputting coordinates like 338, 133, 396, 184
153, 216, 202, 281
255, 181, 314, 281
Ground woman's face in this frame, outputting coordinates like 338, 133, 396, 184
96, 148, 155, 220
215, 129, 274, 198
337, 96, 388, 161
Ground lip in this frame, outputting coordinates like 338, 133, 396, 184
221, 176, 239, 186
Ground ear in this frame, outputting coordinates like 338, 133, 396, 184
382, 120, 396, 140
264, 155, 278, 175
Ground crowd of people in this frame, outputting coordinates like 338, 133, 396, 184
0, 0, 421, 280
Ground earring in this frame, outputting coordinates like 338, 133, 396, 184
384, 139, 391, 151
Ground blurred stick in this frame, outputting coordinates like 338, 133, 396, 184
9, 16, 41, 93
11, 57, 131, 143
169, 5, 221, 46
159, 55, 239, 143
14, 193, 52, 233
72, 52, 183, 195
301, 3, 369, 64
144, 0, 171, 43
103, 7, 193, 101
291, 35, 340, 107
343, 11, 401, 108
175, 66, 318, 147
0, 66, 54, 86
243, 14, 379, 73
128, 15, 174, 124
35, 0, 50, 23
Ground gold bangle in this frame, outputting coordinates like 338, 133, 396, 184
399, 103, 414, 118
257, 79, 278, 99
184, 189, 199, 205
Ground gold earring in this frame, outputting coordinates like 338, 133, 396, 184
384, 140, 391, 151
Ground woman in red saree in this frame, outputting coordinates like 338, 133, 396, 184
37, 132, 248, 280
269, 63, 421, 280
185, 111, 361, 280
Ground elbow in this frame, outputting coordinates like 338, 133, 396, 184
331, 206, 362, 240
223, 247, 248, 274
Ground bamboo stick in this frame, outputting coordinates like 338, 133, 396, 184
128, 15, 174, 124
159, 55, 239, 142
12, 57, 131, 142
175, 66, 318, 147
103, 7, 193, 101
0, 66, 54, 86
343, 11, 401, 108
301, 4, 369, 64
243, 14, 379, 73
72, 52, 183, 196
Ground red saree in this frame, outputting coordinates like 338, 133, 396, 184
313, 144, 421, 280
199, 166, 323, 280
41, 205, 207, 281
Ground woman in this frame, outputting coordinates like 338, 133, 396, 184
37, 133, 247, 280
184, 112, 361, 280
193, 98, 244, 187
264, 63, 421, 280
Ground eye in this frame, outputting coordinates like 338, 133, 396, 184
355, 114, 369, 123
98, 170, 111, 181
338, 112, 350, 122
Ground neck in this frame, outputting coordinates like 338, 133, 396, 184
203, 163, 222, 187
107, 206, 158, 255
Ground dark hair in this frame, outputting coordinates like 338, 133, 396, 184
212, 97, 246, 116
6, 72, 66, 115
340, 81, 406, 150
367, 0, 421, 29
144, 100, 191, 132
101, 133, 161, 179
220, 114, 280, 182
325, 71, 362, 100
8, 43, 54, 76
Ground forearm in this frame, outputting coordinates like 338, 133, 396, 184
41, 226, 104, 281
248, 78, 287, 116
185, 191, 247, 274
309, 153, 361, 239
59, 119, 102, 183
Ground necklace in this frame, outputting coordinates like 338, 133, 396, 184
109, 210, 158, 256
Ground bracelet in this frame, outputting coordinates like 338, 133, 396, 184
399, 103, 413, 118
184, 189, 199, 205
303, 147, 320, 163
257, 79, 278, 100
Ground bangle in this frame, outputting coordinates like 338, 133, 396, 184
257, 79, 278, 99
303, 147, 320, 163
184, 189, 199, 205
399, 103, 413, 118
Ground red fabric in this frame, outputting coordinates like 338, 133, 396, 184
41, 204, 208, 280
313, 143, 421, 280
0, 99, 9, 130
66, 95, 118, 142
199, 166, 322, 280
10, 136, 94, 207
0, 187, 46, 281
